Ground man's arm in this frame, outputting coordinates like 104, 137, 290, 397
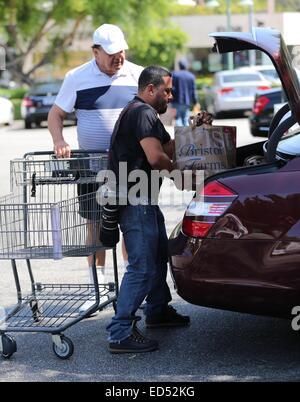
48, 105, 71, 158
140, 137, 173, 172
163, 139, 175, 160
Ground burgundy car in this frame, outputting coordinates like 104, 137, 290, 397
169, 28, 300, 319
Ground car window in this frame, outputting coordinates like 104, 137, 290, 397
29, 82, 62, 96
222, 74, 263, 83
259, 69, 278, 80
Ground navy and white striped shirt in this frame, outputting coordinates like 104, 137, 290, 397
55, 59, 143, 152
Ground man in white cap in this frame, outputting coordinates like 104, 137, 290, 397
48, 24, 143, 296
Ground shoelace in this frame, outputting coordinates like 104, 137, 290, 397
131, 326, 149, 344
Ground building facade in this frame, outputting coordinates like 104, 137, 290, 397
171, 12, 300, 73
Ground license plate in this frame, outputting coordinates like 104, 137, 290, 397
238, 88, 252, 96
42, 96, 56, 106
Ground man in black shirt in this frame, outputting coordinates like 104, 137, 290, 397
107, 66, 190, 354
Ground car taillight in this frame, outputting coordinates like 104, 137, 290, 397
22, 97, 34, 107
218, 87, 234, 95
252, 95, 270, 115
182, 220, 213, 238
257, 85, 271, 91
202, 181, 236, 196
182, 181, 237, 238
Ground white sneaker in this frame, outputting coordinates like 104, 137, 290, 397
89, 266, 106, 284
97, 270, 106, 284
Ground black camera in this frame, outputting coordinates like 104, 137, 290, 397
99, 204, 120, 247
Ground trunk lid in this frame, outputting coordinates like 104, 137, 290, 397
209, 28, 300, 125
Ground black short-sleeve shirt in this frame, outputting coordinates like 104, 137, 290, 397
109, 96, 171, 200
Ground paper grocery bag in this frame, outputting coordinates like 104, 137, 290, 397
174, 123, 236, 179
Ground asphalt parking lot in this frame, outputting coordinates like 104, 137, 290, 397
1, 120, 300, 382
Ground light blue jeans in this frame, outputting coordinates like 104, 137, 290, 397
173, 103, 190, 126
107, 205, 172, 342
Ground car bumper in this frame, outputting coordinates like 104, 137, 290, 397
168, 223, 300, 318
22, 106, 76, 122
22, 106, 52, 120
249, 114, 272, 137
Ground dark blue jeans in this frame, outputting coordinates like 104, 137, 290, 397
107, 205, 172, 342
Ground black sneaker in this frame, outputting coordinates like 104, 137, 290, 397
146, 305, 190, 328
109, 326, 159, 354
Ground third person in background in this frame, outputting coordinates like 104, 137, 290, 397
172, 59, 198, 126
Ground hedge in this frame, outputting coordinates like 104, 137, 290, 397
195, 76, 213, 90
11, 99, 22, 120
0, 87, 27, 99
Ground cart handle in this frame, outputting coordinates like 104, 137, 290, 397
23, 150, 108, 158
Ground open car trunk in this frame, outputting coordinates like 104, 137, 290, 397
209, 28, 300, 124
169, 28, 300, 319
207, 28, 300, 181
203, 140, 279, 186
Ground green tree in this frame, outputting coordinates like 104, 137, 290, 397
172, 0, 300, 14
276, 0, 300, 11
0, 0, 186, 84
129, 26, 187, 69
172, 0, 269, 15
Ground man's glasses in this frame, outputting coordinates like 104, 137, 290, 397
164, 88, 173, 95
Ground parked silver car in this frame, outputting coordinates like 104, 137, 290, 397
204, 69, 271, 117
238, 65, 281, 86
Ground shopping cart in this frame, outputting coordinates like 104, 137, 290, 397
0, 151, 119, 359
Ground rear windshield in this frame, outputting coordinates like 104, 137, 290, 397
260, 69, 278, 80
29, 82, 62, 95
222, 74, 263, 83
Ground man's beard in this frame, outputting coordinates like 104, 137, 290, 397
156, 101, 168, 115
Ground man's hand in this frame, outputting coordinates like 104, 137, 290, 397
192, 103, 201, 114
54, 139, 71, 158
195, 111, 213, 126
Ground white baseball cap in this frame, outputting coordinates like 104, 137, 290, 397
93, 24, 129, 55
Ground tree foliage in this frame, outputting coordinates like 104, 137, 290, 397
172, 0, 300, 15
129, 25, 187, 68
0, 0, 186, 84
276, 0, 300, 11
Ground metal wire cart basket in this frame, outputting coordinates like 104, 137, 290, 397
0, 151, 119, 359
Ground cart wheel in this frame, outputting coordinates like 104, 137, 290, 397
52, 336, 74, 360
1, 335, 17, 359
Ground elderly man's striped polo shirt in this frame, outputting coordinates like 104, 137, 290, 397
55, 59, 143, 151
